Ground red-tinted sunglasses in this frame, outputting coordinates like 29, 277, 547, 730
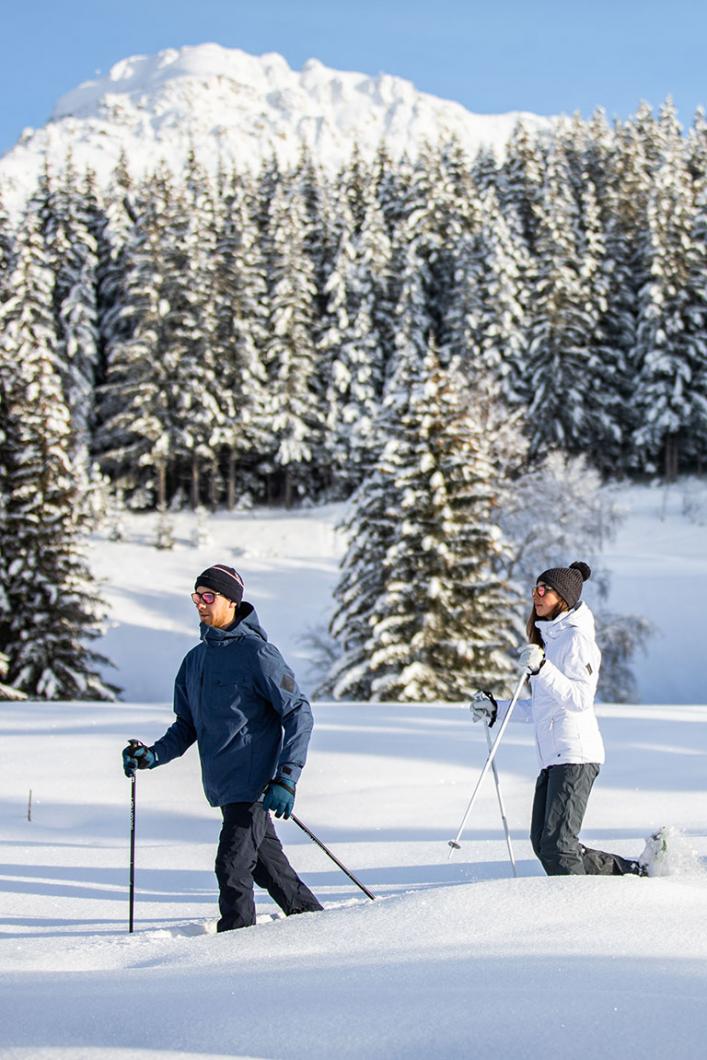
532, 583, 554, 598
191, 590, 223, 605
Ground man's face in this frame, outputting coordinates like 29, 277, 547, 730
192, 585, 237, 629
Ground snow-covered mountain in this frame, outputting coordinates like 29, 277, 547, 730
0, 42, 552, 209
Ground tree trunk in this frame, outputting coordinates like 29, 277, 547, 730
209, 462, 218, 511
663, 433, 679, 482
191, 454, 200, 510
157, 461, 167, 510
227, 450, 236, 511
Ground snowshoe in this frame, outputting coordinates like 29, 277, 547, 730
638, 825, 703, 878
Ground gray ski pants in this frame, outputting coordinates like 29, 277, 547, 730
531, 763, 640, 876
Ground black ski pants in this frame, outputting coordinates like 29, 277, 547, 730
214, 801, 323, 932
531, 763, 640, 876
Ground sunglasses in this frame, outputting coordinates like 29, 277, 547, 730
532, 584, 554, 598
191, 591, 223, 605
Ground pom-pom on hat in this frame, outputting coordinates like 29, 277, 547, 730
195, 564, 245, 604
536, 561, 591, 610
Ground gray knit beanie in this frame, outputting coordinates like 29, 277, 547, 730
536, 561, 591, 609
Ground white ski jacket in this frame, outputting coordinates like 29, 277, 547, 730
500, 602, 605, 769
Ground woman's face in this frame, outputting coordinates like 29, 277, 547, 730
532, 582, 562, 619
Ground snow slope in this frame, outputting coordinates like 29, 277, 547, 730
87, 480, 707, 706
601, 481, 707, 705
0, 42, 551, 211
1, 697, 705, 1059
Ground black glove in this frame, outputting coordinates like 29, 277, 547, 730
122, 739, 157, 778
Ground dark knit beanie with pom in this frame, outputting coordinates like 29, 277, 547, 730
536, 561, 591, 610
195, 564, 245, 604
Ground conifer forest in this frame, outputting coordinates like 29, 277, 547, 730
0, 100, 705, 699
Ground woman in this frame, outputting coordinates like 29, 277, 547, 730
472, 561, 647, 877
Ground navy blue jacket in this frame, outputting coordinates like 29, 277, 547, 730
151, 604, 314, 806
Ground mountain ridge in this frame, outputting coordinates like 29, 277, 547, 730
0, 42, 552, 210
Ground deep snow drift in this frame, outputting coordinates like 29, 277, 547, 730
1, 697, 705, 1059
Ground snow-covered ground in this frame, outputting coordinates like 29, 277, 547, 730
601, 480, 707, 705
89, 479, 707, 705
1, 697, 705, 1059
1, 479, 706, 1058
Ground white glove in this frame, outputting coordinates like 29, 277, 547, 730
470, 690, 498, 726
518, 644, 545, 675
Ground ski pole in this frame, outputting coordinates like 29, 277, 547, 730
291, 813, 376, 901
485, 720, 518, 877
129, 773, 136, 932
448, 670, 527, 859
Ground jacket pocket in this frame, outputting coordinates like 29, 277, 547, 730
550, 715, 583, 760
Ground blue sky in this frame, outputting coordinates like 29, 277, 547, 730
1, 0, 705, 157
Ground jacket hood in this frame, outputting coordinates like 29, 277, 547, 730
199, 601, 268, 645
536, 600, 596, 642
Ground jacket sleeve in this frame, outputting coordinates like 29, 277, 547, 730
533, 631, 599, 712
254, 642, 314, 785
495, 696, 534, 724
151, 657, 198, 765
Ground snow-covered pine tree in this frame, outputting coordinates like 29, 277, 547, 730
340, 194, 391, 476
587, 114, 641, 473
31, 155, 100, 459
0, 191, 15, 661
321, 249, 430, 698
398, 142, 465, 356
210, 166, 269, 507
0, 206, 115, 699
80, 167, 118, 390
470, 144, 500, 196
324, 233, 522, 700
295, 150, 347, 494
170, 151, 222, 508
97, 163, 220, 507
523, 143, 620, 461
0, 189, 14, 298
325, 338, 521, 701
682, 183, 707, 472
439, 194, 485, 371
631, 102, 706, 478
320, 183, 391, 494
0, 651, 26, 700
442, 184, 530, 403
318, 193, 355, 493
478, 191, 532, 403
94, 168, 176, 505
95, 152, 138, 391
499, 120, 546, 252
263, 175, 322, 506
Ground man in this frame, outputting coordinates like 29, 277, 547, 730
122, 563, 323, 932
